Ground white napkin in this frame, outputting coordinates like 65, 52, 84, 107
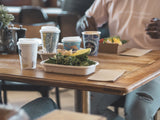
88, 69, 126, 82
120, 48, 152, 57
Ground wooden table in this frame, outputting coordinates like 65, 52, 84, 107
0, 51, 160, 112
6, 6, 68, 16
37, 110, 106, 120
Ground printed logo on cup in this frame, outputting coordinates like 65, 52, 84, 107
40, 26, 61, 53
82, 31, 101, 56
62, 36, 82, 51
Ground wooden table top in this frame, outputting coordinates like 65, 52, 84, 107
6, 6, 68, 16
0, 51, 160, 95
37, 110, 106, 120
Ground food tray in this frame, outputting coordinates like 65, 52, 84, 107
40, 60, 99, 75
38, 52, 56, 61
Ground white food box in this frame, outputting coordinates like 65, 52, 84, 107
40, 60, 99, 75
38, 52, 56, 61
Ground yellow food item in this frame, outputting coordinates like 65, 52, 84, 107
57, 49, 73, 56
71, 48, 91, 56
104, 38, 112, 44
57, 48, 91, 57
113, 37, 122, 45
103, 36, 122, 45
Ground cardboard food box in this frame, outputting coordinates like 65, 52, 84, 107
98, 37, 127, 54
98, 42, 119, 54
40, 60, 99, 75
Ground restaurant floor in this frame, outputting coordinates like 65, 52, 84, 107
6, 88, 160, 119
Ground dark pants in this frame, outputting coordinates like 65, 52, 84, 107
91, 76, 160, 120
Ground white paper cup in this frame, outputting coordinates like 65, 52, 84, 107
82, 31, 101, 56
62, 36, 82, 51
17, 39, 38, 69
40, 26, 61, 53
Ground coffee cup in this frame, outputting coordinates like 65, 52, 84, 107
17, 38, 38, 69
62, 36, 82, 51
82, 31, 101, 56
40, 26, 61, 53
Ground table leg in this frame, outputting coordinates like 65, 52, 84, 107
74, 90, 90, 113
75, 90, 82, 112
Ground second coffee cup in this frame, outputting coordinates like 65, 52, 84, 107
82, 31, 101, 56
40, 26, 61, 53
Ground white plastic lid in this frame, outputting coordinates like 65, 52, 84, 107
17, 38, 38, 45
40, 26, 61, 33
62, 36, 82, 42
18, 38, 41, 45
82, 31, 101, 35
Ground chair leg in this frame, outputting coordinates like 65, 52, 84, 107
39, 87, 61, 109
114, 107, 119, 115
3, 89, 7, 104
2, 80, 7, 104
0, 94, 2, 104
0, 83, 2, 104
40, 89, 49, 98
55, 87, 61, 109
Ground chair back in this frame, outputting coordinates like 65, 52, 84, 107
61, 0, 94, 16
19, 6, 48, 25
0, 0, 32, 6
14, 22, 56, 38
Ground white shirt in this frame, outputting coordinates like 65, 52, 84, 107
86, 0, 160, 50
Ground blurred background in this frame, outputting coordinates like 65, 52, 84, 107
0, 0, 95, 40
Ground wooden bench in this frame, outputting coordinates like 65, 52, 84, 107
37, 110, 106, 120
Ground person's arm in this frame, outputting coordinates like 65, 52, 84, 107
76, 15, 97, 36
76, 0, 109, 36
146, 18, 160, 39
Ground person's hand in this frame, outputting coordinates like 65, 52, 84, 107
146, 18, 160, 39
76, 15, 97, 36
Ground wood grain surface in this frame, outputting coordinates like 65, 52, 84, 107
37, 110, 106, 120
0, 51, 160, 95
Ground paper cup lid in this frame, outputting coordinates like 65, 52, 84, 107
18, 38, 41, 45
40, 26, 61, 33
82, 31, 101, 35
17, 38, 38, 45
62, 36, 82, 42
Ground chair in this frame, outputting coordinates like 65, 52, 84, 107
61, 0, 94, 16
0, 6, 61, 108
57, 0, 94, 39
0, 97, 58, 120
1, 80, 61, 109
18, 5, 58, 39
14, 22, 56, 38
22, 97, 58, 119
0, 0, 32, 6
60, 0, 109, 38
19, 6, 51, 25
